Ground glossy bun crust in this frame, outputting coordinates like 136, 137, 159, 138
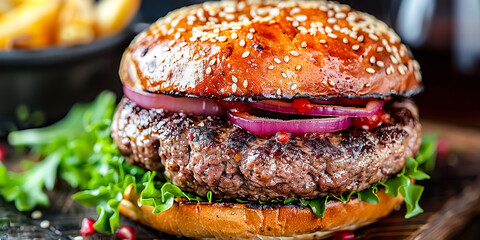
120, 185, 403, 239
120, 0, 422, 100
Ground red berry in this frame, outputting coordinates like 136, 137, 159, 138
437, 138, 450, 158
276, 132, 290, 143
116, 226, 137, 240
292, 98, 313, 114
333, 230, 355, 240
0, 144, 6, 163
80, 218, 95, 236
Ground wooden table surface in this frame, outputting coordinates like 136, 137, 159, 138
1, 120, 480, 240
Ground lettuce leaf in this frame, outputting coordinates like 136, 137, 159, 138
1, 91, 437, 234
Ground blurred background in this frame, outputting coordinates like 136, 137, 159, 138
1, 0, 480, 135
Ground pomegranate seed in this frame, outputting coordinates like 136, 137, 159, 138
437, 138, 450, 159
0, 144, 6, 163
276, 132, 290, 143
116, 226, 137, 240
80, 218, 95, 236
333, 230, 355, 240
189, 133, 194, 141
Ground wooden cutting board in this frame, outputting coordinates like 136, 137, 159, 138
2, 120, 480, 240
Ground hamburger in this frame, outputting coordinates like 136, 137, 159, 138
106, 0, 425, 238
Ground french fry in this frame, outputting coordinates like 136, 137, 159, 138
0, 0, 14, 16
95, 0, 141, 38
0, 0, 61, 49
57, 0, 96, 47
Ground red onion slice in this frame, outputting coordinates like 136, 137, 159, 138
123, 85, 226, 116
249, 100, 384, 117
228, 112, 351, 134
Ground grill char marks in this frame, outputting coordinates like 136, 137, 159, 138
111, 98, 421, 201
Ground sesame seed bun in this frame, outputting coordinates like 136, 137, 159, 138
119, 185, 404, 239
120, 0, 422, 100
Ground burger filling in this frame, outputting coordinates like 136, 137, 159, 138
108, 86, 434, 219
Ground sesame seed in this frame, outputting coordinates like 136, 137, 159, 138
174, 32, 181, 39
268, 65, 274, 70
249, 28, 255, 33
168, 40, 175, 47
40, 220, 50, 229
333, 25, 340, 31
290, 51, 299, 56
328, 80, 335, 86
352, 45, 360, 50
328, 10, 334, 17
296, 15, 308, 22
232, 83, 237, 92
206, 67, 212, 74
242, 51, 250, 58
390, 55, 398, 64
297, 26, 308, 34
335, 12, 346, 19
327, 18, 337, 24
177, 28, 186, 32
377, 46, 384, 52
277, 88, 282, 95
296, 65, 302, 71
328, 33, 337, 39
274, 58, 282, 64
218, 36, 227, 42
247, 33, 254, 39
386, 65, 394, 75
343, 38, 349, 44
189, 37, 197, 41
243, 80, 248, 88
291, 84, 297, 90
31, 210, 42, 219
213, 28, 220, 34
179, 42, 187, 47
284, 56, 290, 63
398, 66, 406, 75
413, 60, 421, 70
281, 72, 287, 78
369, 56, 376, 64
357, 35, 364, 42
320, 39, 327, 44
232, 76, 238, 83
368, 33, 379, 41
325, 26, 332, 33
290, 8, 301, 15
292, 21, 299, 27
366, 68, 375, 74
301, 41, 307, 48
239, 39, 246, 47
231, 32, 238, 39
376, 61, 385, 67
209, 59, 216, 65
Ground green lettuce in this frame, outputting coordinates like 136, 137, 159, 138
1, 91, 437, 234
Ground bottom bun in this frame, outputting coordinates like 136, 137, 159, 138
120, 186, 403, 239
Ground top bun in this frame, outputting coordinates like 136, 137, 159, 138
120, 0, 422, 100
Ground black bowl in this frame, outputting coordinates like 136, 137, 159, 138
0, 25, 142, 136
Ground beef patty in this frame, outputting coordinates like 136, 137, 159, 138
112, 98, 421, 201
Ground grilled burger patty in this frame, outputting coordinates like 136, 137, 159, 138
112, 98, 421, 201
